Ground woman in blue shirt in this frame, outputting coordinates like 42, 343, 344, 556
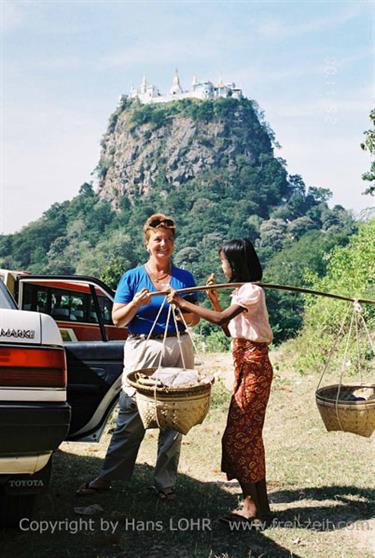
77, 213, 199, 501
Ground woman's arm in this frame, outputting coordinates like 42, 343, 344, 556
206, 274, 222, 311
206, 294, 230, 334
112, 288, 151, 328
205, 274, 230, 333
176, 295, 200, 327
167, 291, 245, 327
177, 311, 200, 327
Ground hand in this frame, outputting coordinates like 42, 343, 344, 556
166, 289, 184, 308
206, 273, 219, 306
133, 288, 151, 307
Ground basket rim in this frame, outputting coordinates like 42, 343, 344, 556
316, 383, 375, 407
127, 367, 214, 396
136, 390, 211, 401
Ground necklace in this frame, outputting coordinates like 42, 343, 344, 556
145, 262, 171, 283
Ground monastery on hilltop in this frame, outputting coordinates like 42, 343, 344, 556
129, 71, 242, 104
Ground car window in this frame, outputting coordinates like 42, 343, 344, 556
21, 282, 113, 325
0, 281, 17, 309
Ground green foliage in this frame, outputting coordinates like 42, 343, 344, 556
194, 329, 231, 353
209, 377, 231, 409
264, 228, 356, 343
101, 257, 128, 290
289, 219, 375, 374
95, 157, 112, 180
361, 108, 375, 195
106, 96, 133, 134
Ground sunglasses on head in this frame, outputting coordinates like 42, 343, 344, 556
148, 218, 176, 229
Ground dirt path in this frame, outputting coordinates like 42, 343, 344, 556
1, 351, 374, 558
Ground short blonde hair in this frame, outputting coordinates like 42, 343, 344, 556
143, 213, 176, 244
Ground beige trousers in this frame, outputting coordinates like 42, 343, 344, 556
100, 334, 194, 490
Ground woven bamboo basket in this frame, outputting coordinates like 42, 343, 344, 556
315, 384, 375, 438
127, 368, 214, 435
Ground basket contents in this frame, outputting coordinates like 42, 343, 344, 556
151, 367, 200, 387
136, 367, 214, 388
127, 367, 214, 435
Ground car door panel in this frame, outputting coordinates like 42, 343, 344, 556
64, 341, 124, 440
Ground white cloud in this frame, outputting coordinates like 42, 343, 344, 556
275, 135, 374, 213
230, 48, 374, 95
335, 48, 375, 70
271, 98, 371, 119
231, 63, 322, 91
0, 1, 26, 32
257, 81, 372, 123
1, 104, 105, 234
33, 56, 84, 70
256, 4, 363, 40
100, 39, 218, 69
260, 81, 374, 213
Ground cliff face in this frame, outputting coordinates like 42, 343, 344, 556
96, 98, 274, 208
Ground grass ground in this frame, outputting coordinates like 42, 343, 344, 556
1, 351, 374, 557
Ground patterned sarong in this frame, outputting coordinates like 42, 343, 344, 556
221, 338, 273, 484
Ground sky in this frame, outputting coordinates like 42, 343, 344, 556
1, 0, 374, 234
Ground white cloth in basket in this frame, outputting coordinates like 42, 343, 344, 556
151, 367, 199, 387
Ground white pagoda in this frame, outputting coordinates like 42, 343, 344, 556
129, 71, 242, 104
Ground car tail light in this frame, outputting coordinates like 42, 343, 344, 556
0, 347, 67, 387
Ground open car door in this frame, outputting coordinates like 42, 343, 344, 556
16, 275, 126, 442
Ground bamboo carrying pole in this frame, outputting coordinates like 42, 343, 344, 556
149, 282, 375, 306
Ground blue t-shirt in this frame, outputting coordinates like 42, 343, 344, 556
114, 264, 198, 335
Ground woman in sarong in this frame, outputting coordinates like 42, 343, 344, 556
167, 239, 273, 525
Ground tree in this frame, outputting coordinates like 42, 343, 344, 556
287, 216, 317, 240
289, 219, 375, 372
79, 182, 95, 197
264, 228, 355, 343
258, 218, 288, 251
361, 108, 375, 195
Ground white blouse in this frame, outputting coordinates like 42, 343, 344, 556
228, 283, 273, 344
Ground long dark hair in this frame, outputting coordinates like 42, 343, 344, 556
221, 239, 262, 282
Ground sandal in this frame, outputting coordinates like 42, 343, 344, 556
76, 481, 111, 496
153, 486, 176, 501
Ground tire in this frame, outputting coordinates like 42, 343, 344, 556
0, 492, 36, 528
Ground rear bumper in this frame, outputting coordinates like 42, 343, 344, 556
0, 452, 52, 475
0, 458, 53, 495
0, 402, 71, 457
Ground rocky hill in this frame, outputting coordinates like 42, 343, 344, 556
96, 96, 287, 217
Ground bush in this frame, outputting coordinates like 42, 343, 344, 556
194, 330, 231, 353
210, 377, 231, 409
290, 219, 375, 375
